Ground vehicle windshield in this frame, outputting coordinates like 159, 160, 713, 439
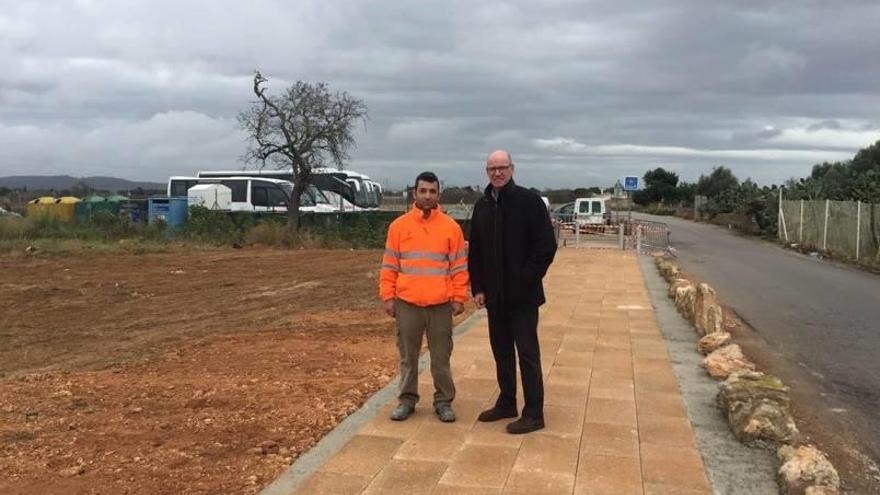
323, 191, 344, 209
308, 185, 331, 205
279, 182, 328, 207
365, 183, 379, 208
347, 179, 369, 207
170, 179, 198, 197
280, 182, 293, 201
372, 183, 383, 205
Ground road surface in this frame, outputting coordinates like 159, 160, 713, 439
639, 213, 880, 490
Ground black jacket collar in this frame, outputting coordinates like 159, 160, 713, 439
483, 179, 516, 200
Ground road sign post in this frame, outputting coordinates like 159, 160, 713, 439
623, 176, 639, 223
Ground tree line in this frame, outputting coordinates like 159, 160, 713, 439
630, 139, 880, 237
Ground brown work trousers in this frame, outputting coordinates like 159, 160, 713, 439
394, 298, 455, 408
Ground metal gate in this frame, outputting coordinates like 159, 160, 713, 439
627, 220, 671, 254
560, 217, 671, 254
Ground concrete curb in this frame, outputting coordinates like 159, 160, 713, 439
638, 254, 779, 495
258, 309, 487, 495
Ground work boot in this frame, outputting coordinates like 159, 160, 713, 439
477, 406, 518, 422
435, 404, 456, 423
390, 403, 415, 421
506, 416, 545, 434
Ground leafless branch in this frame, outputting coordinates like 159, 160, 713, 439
237, 71, 368, 231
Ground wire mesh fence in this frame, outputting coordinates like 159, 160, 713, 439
780, 199, 880, 265
379, 196, 408, 211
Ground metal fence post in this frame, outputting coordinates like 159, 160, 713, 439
777, 190, 782, 240
823, 199, 830, 251
779, 188, 789, 242
618, 223, 625, 250
799, 199, 804, 243
636, 225, 642, 253
856, 200, 861, 260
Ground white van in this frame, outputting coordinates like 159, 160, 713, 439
574, 197, 607, 226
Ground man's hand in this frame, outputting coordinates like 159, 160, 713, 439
383, 299, 396, 318
451, 301, 464, 316
473, 293, 486, 309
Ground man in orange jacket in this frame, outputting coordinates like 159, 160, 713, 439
379, 171, 469, 423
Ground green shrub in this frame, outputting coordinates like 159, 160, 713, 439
181, 206, 245, 244
1, 208, 398, 253
642, 204, 676, 216
0, 216, 27, 239
298, 211, 395, 249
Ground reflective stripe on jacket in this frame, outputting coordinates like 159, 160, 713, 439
379, 204, 469, 307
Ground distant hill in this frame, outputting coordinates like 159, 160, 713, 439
0, 175, 165, 192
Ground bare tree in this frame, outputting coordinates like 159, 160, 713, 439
238, 71, 368, 232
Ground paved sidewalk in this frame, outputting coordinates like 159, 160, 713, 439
289, 249, 712, 494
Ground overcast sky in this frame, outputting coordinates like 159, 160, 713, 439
2, 1, 879, 189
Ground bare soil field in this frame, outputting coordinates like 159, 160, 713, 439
0, 248, 472, 495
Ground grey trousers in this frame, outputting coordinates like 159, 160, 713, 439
395, 298, 455, 408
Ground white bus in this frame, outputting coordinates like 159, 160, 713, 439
195, 168, 381, 211
347, 173, 383, 209
166, 176, 336, 213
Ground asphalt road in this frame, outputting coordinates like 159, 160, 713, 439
638, 214, 880, 476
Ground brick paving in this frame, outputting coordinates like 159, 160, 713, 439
291, 249, 712, 494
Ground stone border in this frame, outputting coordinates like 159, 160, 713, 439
258, 309, 486, 495
655, 257, 841, 495
638, 254, 779, 493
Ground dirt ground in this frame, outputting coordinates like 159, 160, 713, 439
0, 247, 473, 495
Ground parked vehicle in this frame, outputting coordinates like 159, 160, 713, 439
196, 167, 381, 211
167, 176, 200, 197
574, 197, 608, 226
551, 201, 575, 226
167, 176, 336, 213
365, 179, 383, 208
311, 168, 380, 210
187, 184, 232, 210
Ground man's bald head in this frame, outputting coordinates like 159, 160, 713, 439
486, 150, 513, 168
485, 149, 515, 190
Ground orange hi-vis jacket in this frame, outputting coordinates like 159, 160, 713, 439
380, 204, 469, 307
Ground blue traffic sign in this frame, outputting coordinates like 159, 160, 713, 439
624, 176, 639, 191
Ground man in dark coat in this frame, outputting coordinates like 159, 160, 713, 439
468, 149, 557, 434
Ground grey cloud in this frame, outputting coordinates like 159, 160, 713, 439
755, 127, 784, 140
1, 1, 879, 190
807, 120, 842, 132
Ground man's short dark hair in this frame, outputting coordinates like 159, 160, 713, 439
414, 171, 440, 190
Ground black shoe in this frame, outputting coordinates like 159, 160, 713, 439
506, 416, 545, 434
390, 403, 415, 421
477, 406, 518, 422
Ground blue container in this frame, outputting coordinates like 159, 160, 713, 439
119, 199, 148, 223
148, 196, 188, 229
